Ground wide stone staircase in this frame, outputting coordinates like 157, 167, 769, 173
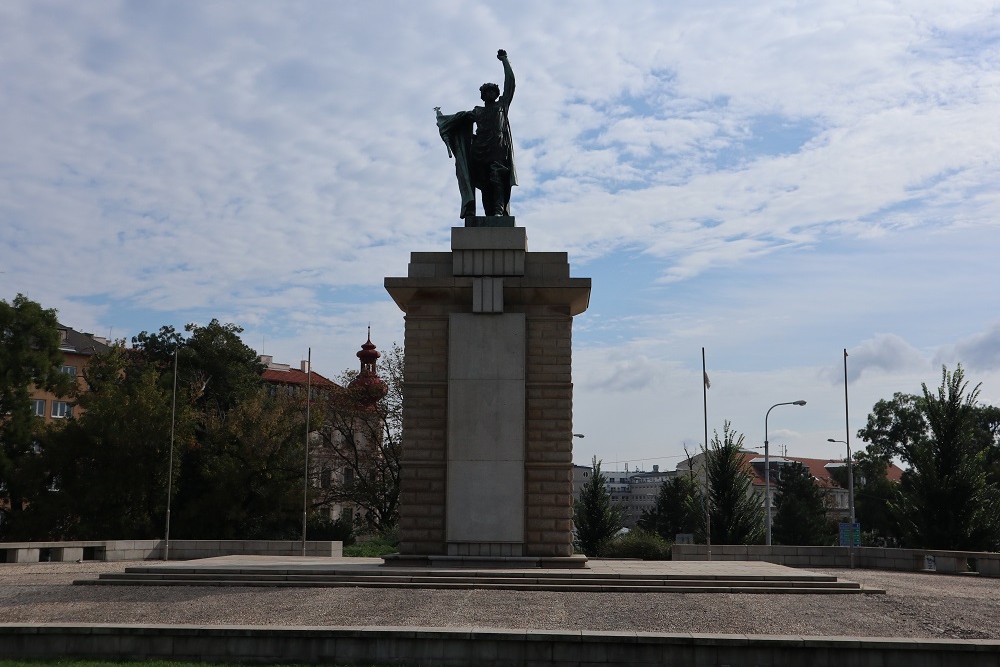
76, 563, 882, 594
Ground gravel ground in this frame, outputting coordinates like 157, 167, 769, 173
3, 561, 1000, 640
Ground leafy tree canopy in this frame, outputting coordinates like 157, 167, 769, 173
0, 295, 74, 533
857, 365, 1000, 550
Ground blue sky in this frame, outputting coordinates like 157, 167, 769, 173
2, 1, 1000, 471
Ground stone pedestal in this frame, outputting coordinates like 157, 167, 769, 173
384, 218, 590, 562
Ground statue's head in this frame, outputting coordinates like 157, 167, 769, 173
480, 82, 500, 103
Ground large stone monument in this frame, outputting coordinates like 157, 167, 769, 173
384, 50, 590, 566
384, 218, 590, 564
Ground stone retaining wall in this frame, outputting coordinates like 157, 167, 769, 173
0, 540, 342, 563
672, 544, 1000, 576
1, 624, 998, 666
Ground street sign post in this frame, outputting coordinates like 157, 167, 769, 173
839, 522, 861, 547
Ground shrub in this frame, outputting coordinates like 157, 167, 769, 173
600, 529, 672, 560
306, 513, 355, 545
343, 528, 399, 557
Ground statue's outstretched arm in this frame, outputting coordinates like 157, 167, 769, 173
498, 49, 514, 107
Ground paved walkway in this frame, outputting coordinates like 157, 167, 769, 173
123, 554, 831, 578
3, 558, 1000, 640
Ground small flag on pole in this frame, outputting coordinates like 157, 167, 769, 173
703, 371, 711, 389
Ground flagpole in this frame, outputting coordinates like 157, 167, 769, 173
702, 347, 711, 561
844, 348, 855, 569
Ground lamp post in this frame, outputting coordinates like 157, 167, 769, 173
764, 400, 807, 546
164, 347, 179, 561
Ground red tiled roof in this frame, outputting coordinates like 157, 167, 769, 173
261, 367, 340, 390
740, 452, 904, 488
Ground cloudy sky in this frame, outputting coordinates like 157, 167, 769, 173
3, 1, 999, 472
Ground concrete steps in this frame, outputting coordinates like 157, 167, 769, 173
77, 566, 883, 594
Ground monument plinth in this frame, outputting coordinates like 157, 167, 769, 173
384, 219, 590, 566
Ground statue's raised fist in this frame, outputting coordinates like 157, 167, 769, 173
497, 49, 507, 60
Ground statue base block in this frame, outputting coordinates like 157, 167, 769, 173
464, 215, 515, 228
382, 553, 589, 569
385, 225, 591, 558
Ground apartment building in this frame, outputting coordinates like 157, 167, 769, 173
29, 324, 111, 423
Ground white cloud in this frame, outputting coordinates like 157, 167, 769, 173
835, 334, 930, 382
3, 1, 1000, 469
936, 323, 1000, 372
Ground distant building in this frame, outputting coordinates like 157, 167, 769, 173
258, 332, 389, 528
259, 355, 340, 399
29, 323, 111, 423
571, 462, 676, 528
623, 466, 676, 526
676, 450, 904, 523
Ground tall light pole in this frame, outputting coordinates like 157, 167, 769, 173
164, 347, 179, 561
764, 399, 807, 546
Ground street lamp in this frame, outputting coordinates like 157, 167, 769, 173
827, 438, 855, 528
164, 346, 180, 561
764, 400, 807, 546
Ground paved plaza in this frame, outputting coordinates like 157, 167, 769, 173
3, 558, 1000, 640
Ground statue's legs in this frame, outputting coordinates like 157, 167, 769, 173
460, 199, 476, 219
484, 162, 510, 216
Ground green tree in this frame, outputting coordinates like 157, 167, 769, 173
704, 422, 765, 545
636, 473, 703, 542
133, 320, 264, 411
828, 450, 903, 546
573, 457, 623, 556
27, 318, 305, 541
771, 462, 830, 545
24, 344, 193, 539
0, 295, 73, 536
857, 365, 1000, 550
134, 320, 277, 538
176, 389, 308, 539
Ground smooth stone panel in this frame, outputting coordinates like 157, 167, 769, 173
448, 313, 525, 380
448, 379, 524, 462
447, 459, 524, 542
447, 312, 526, 544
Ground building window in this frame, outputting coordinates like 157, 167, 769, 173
60, 365, 77, 377
321, 467, 332, 490
51, 401, 73, 419
32, 399, 45, 417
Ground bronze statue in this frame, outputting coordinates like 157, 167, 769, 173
436, 49, 517, 219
